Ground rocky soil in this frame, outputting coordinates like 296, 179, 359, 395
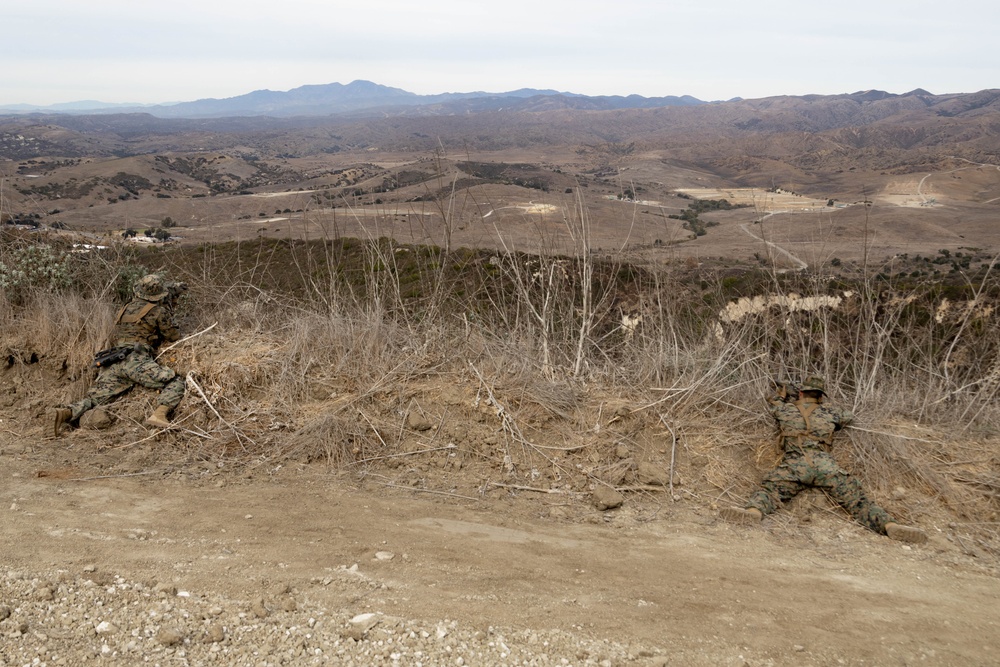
3, 423, 1000, 667
0, 566, 646, 666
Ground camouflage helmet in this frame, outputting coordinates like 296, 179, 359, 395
134, 274, 169, 301
800, 376, 827, 395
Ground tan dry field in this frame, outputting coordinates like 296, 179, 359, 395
49, 181, 689, 258
13, 146, 997, 272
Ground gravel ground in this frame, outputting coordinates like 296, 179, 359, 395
0, 568, 663, 667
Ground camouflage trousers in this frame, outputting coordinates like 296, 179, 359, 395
746, 449, 893, 534
68, 350, 185, 420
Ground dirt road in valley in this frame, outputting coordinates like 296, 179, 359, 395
2, 432, 998, 666
740, 214, 808, 271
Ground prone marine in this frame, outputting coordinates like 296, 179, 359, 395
50, 274, 187, 436
720, 376, 927, 544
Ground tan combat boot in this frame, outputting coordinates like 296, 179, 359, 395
50, 407, 73, 438
144, 405, 172, 429
720, 507, 763, 525
885, 522, 928, 544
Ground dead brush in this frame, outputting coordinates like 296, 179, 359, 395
520, 377, 583, 422
701, 452, 756, 504
278, 412, 364, 466
192, 337, 288, 400
0, 291, 116, 374
841, 424, 953, 498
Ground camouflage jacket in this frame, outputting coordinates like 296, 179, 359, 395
113, 299, 180, 351
768, 395, 853, 453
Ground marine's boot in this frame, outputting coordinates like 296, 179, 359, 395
144, 405, 172, 429
885, 522, 928, 544
50, 407, 72, 438
720, 507, 763, 526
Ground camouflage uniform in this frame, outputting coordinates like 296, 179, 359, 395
745, 381, 895, 535
63, 275, 185, 423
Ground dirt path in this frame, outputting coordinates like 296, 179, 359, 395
898, 156, 1000, 207
2, 433, 998, 666
740, 214, 808, 271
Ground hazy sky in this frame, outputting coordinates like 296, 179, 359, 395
4, 0, 997, 106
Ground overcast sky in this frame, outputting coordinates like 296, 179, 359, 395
4, 0, 997, 106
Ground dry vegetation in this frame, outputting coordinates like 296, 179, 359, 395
3, 218, 1000, 561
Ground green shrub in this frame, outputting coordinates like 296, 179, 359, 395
0, 244, 72, 301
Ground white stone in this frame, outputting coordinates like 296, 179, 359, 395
95, 620, 117, 634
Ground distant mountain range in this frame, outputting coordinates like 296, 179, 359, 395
0, 100, 163, 113
0, 80, 708, 119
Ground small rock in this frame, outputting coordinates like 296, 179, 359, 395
374, 551, 395, 561
154, 582, 177, 596
0, 605, 10, 621
793, 645, 806, 652
95, 620, 118, 635
345, 612, 380, 640
251, 598, 269, 618
156, 627, 185, 646
635, 462, 670, 486
82, 564, 98, 573
34, 587, 54, 601
592, 485, 625, 511
80, 407, 114, 430
280, 597, 297, 612
85, 570, 115, 586
203, 624, 225, 643
406, 412, 434, 431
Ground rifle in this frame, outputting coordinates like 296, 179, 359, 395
165, 280, 188, 309
93, 345, 132, 368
